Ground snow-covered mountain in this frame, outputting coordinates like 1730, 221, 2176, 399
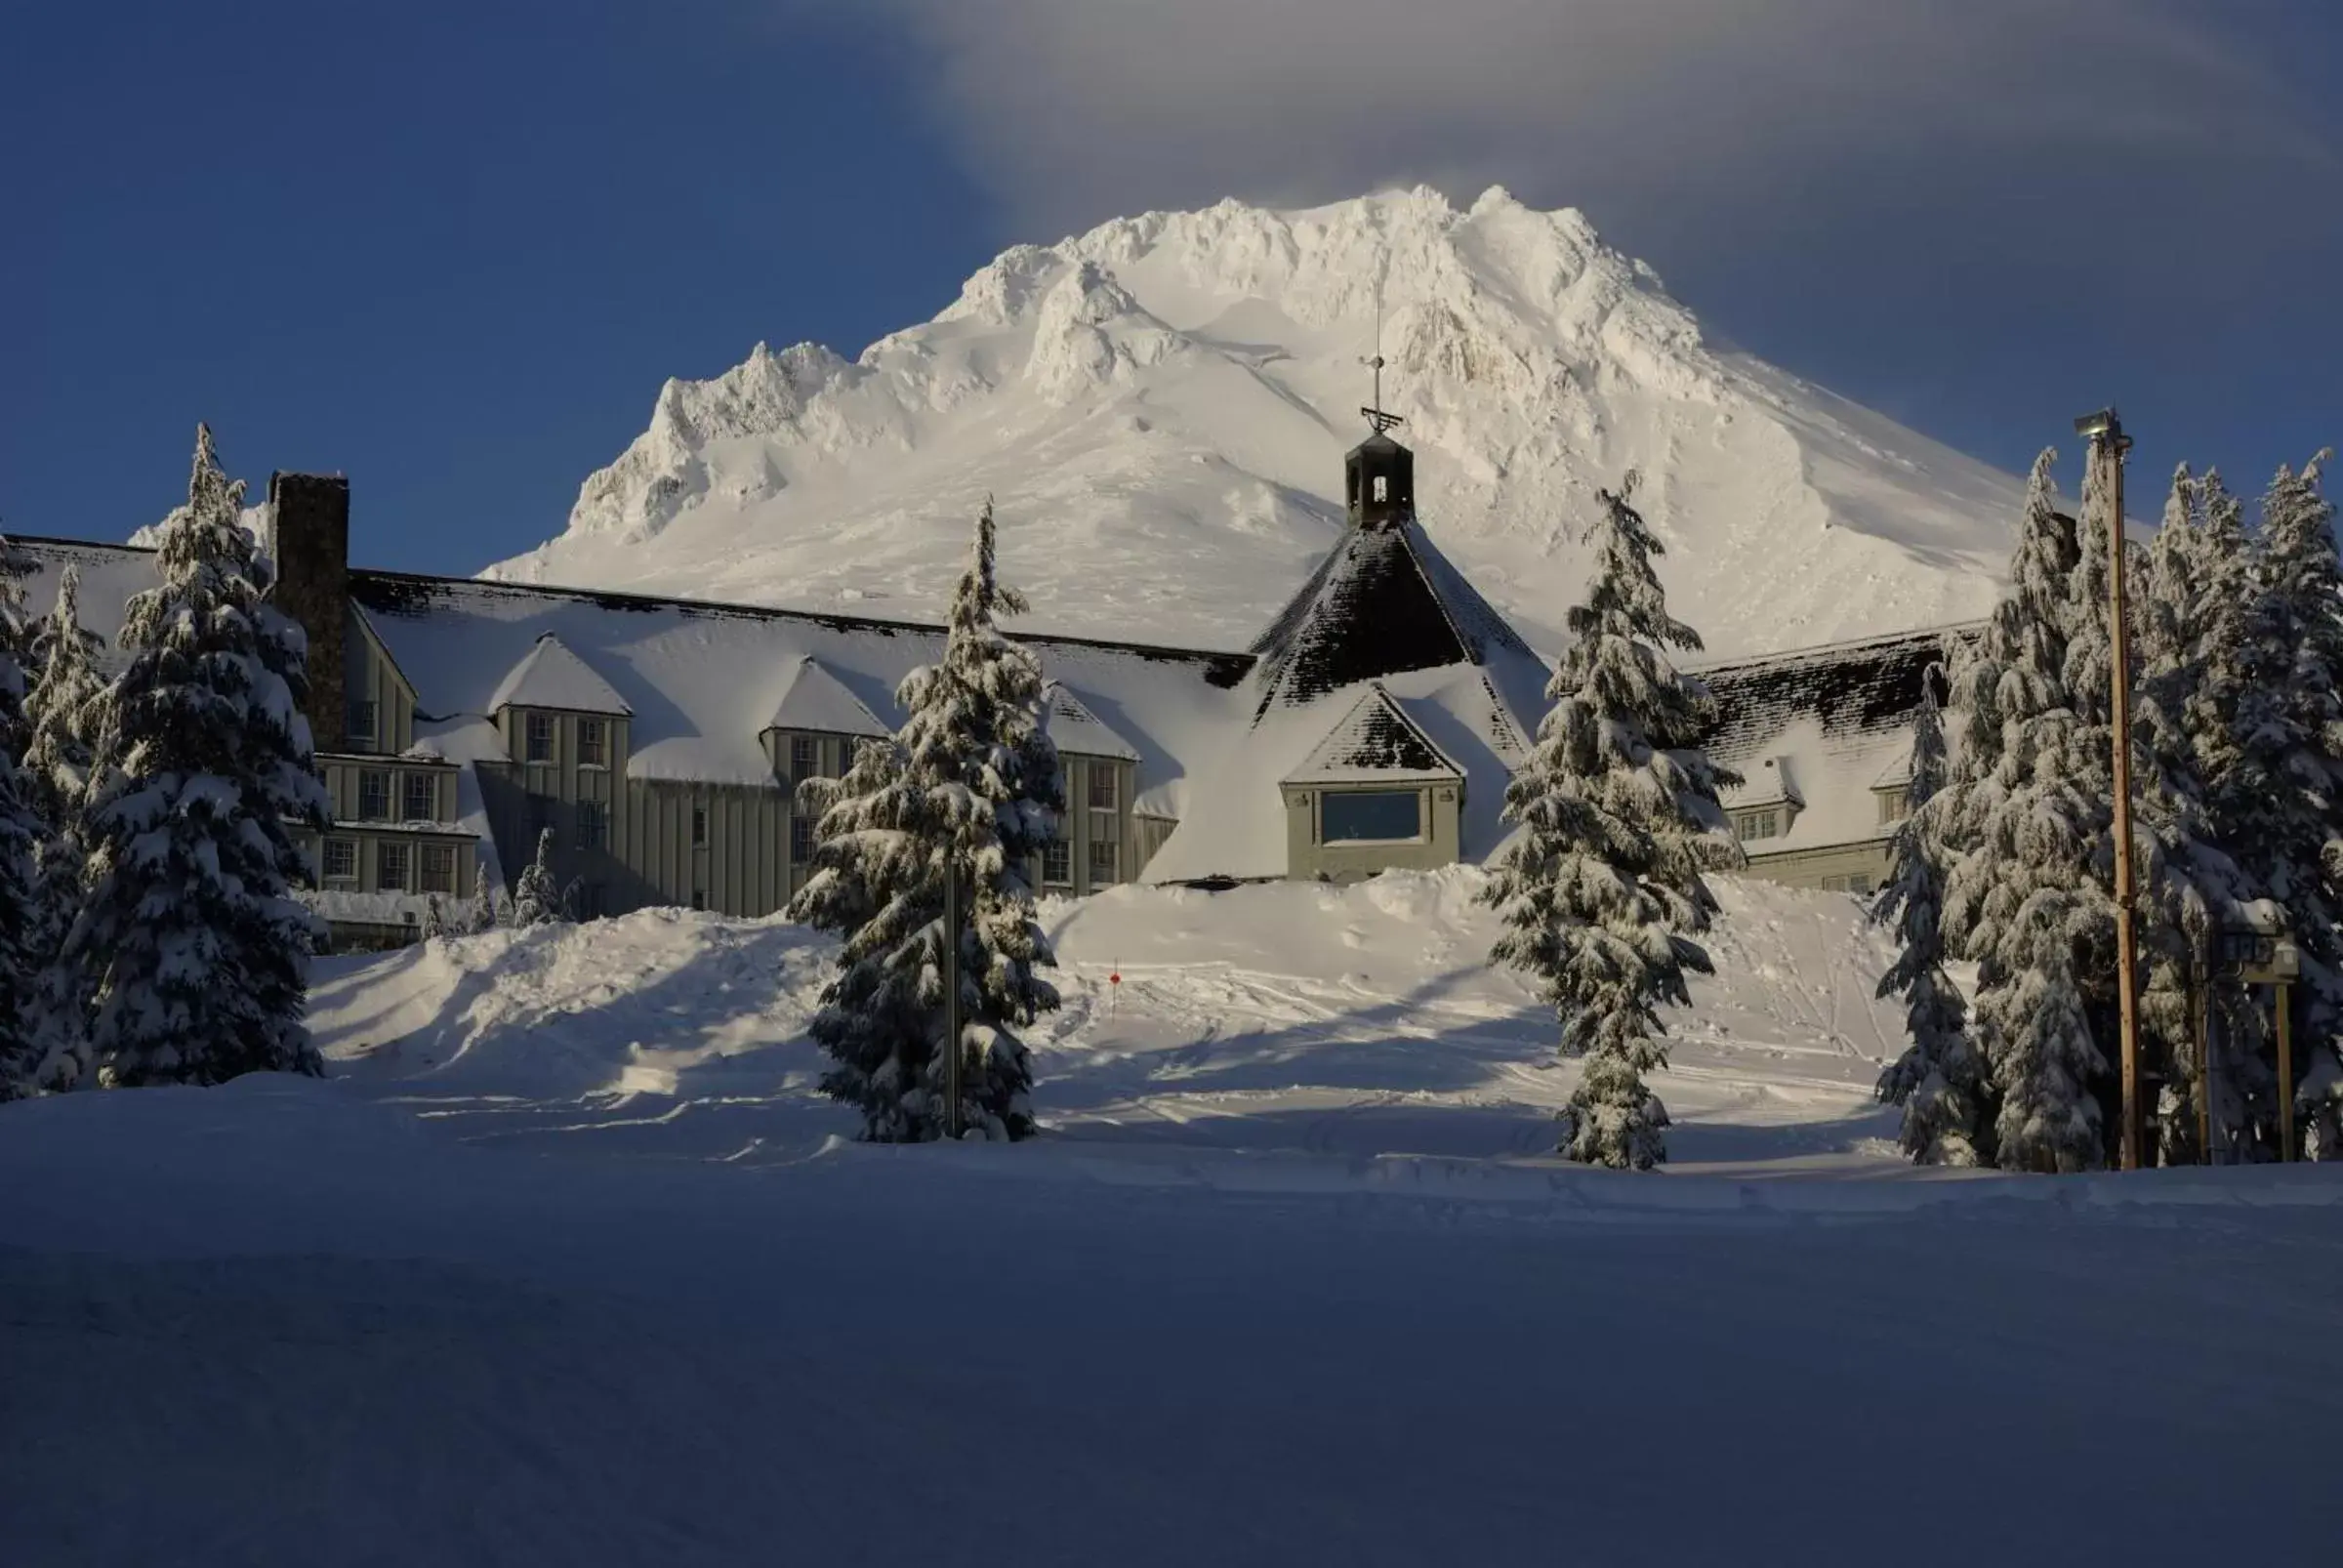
490, 186, 2021, 661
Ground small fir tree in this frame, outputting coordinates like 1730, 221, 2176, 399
510, 827, 565, 927
0, 531, 43, 1097
466, 865, 500, 933
62, 427, 329, 1087
789, 502, 1061, 1141
1481, 475, 1740, 1170
1870, 663, 1985, 1165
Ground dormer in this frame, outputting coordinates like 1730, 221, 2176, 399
760, 656, 891, 788
487, 633, 633, 772
1726, 755, 1804, 846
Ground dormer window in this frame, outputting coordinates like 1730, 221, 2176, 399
524, 713, 554, 763
346, 699, 377, 749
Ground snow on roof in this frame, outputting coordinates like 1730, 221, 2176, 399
1043, 681, 1139, 762
1694, 625, 1967, 761
486, 633, 634, 717
1247, 517, 1550, 732
1725, 755, 1806, 811
764, 656, 889, 738
1148, 663, 1528, 884
1282, 684, 1459, 785
350, 570, 1248, 795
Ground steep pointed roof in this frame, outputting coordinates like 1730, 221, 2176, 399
762, 655, 890, 738
487, 633, 631, 716
1283, 684, 1459, 785
1247, 517, 1547, 729
1043, 681, 1138, 760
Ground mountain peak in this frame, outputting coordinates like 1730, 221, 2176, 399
493, 189, 2019, 661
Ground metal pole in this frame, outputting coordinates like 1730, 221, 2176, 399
2195, 969, 2211, 1165
2277, 980, 2294, 1163
2097, 422, 2145, 1172
942, 861, 963, 1140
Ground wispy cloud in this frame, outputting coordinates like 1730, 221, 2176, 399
795, 0, 2334, 248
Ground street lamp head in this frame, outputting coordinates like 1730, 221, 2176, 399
2074, 408, 2121, 440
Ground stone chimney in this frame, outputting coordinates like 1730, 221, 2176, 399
267, 472, 350, 751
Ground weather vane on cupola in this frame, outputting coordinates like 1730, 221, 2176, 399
1360, 266, 1404, 436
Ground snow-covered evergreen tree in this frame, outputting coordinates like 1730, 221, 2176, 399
59, 426, 329, 1088
0, 531, 43, 1098
1481, 475, 1740, 1170
789, 502, 1061, 1142
1942, 451, 2110, 1171
13, 561, 108, 1095
510, 828, 565, 927
2238, 455, 2343, 1158
1870, 663, 1985, 1165
466, 866, 500, 933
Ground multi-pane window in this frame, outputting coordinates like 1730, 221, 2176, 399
1042, 839, 1072, 887
1320, 790, 1420, 844
1734, 810, 1779, 843
577, 800, 608, 850
403, 772, 435, 822
358, 769, 390, 821
1087, 765, 1117, 811
346, 700, 378, 748
790, 814, 816, 866
524, 712, 554, 763
419, 844, 456, 893
791, 734, 817, 780
691, 805, 709, 847
578, 719, 607, 767
322, 838, 356, 882
1876, 788, 1911, 826
377, 842, 409, 891
1088, 838, 1118, 887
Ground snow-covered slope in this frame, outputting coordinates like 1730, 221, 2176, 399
493, 186, 2022, 661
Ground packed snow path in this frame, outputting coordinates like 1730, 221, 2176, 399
304, 871, 1915, 1174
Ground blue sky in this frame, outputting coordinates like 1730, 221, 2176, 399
4, 1, 2338, 574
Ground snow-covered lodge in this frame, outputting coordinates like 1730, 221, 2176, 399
16, 422, 1955, 948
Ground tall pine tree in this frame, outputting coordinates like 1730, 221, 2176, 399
16, 563, 108, 1094
789, 502, 1062, 1142
0, 531, 43, 1098
1942, 451, 2109, 1171
2240, 455, 2343, 1158
1870, 662, 1985, 1165
62, 426, 328, 1087
1482, 475, 1740, 1170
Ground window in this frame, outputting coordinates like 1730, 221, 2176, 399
1088, 837, 1119, 887
524, 712, 554, 763
691, 805, 708, 846
377, 842, 409, 891
403, 772, 435, 823
1822, 874, 1876, 896
1042, 839, 1072, 887
791, 734, 817, 779
419, 844, 456, 893
346, 700, 378, 748
358, 769, 390, 821
577, 800, 608, 850
1372, 475, 1388, 503
1087, 765, 1118, 811
1877, 788, 1911, 826
1320, 790, 1422, 844
1734, 809, 1779, 843
322, 838, 356, 882
790, 814, 817, 866
690, 889, 707, 912
578, 719, 607, 767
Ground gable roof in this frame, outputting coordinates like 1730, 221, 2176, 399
487, 633, 633, 717
1043, 681, 1139, 761
1693, 625, 1968, 762
763, 656, 889, 738
1283, 684, 1459, 785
